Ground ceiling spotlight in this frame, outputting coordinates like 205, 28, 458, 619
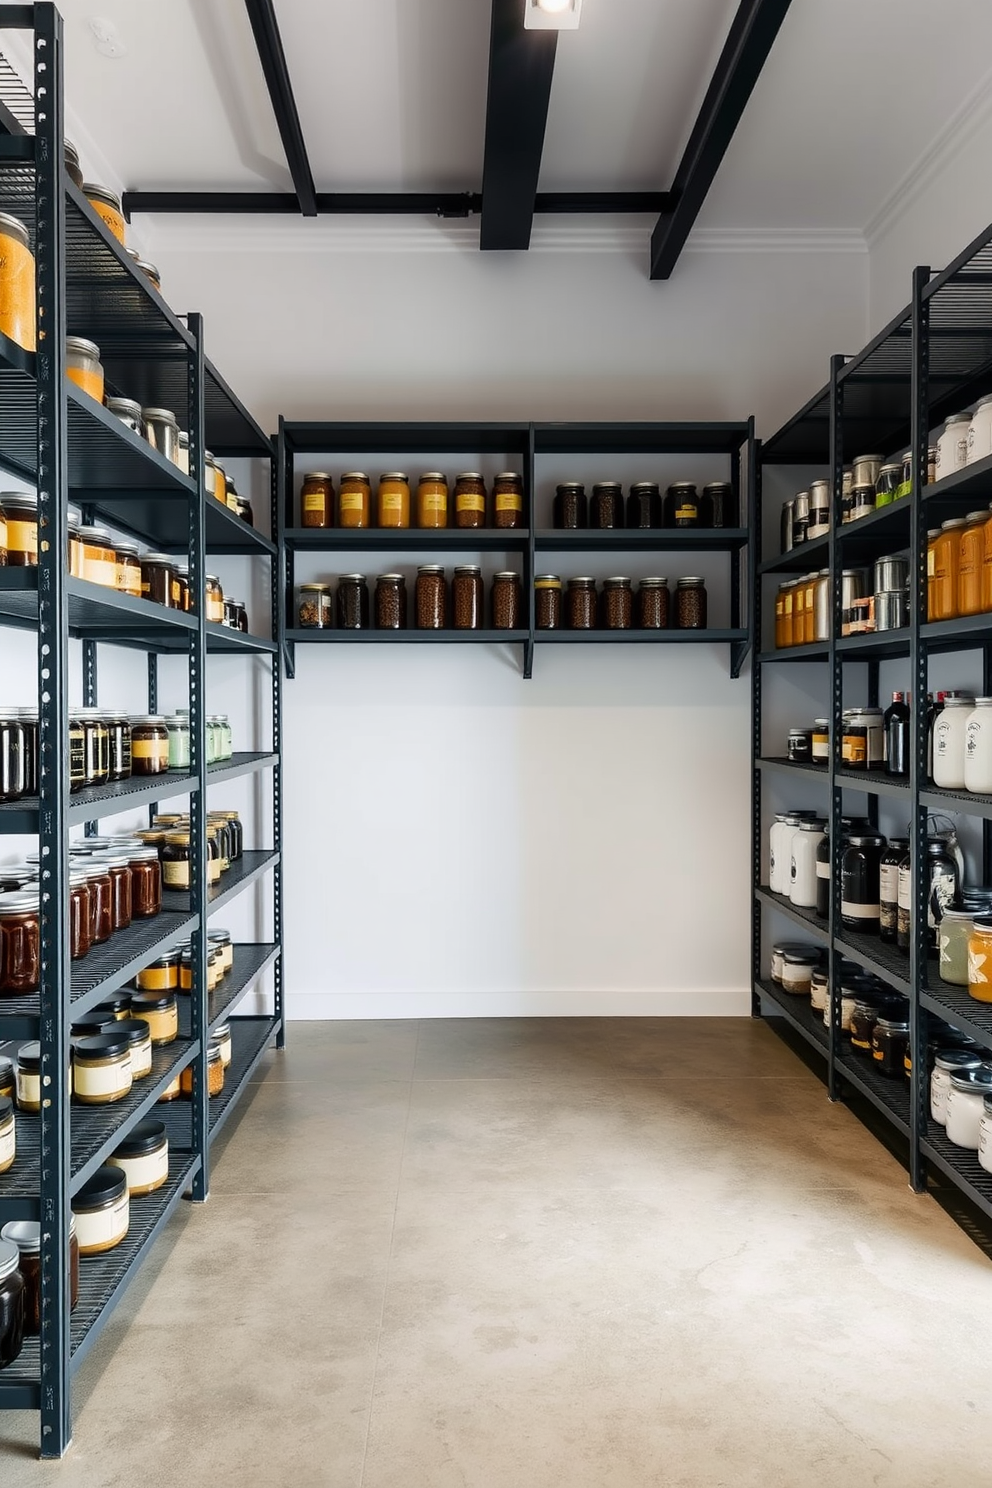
524, 0, 582, 31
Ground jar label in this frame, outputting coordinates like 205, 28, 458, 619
163, 860, 190, 889
421, 492, 447, 512
132, 740, 169, 762
815, 860, 829, 879
495, 492, 523, 512
841, 900, 879, 919
7, 518, 37, 556
75, 1054, 131, 1100
130, 1043, 153, 1078
675, 505, 697, 521
457, 493, 486, 513
111, 1147, 168, 1193
83, 556, 116, 587
969, 945, 990, 985
340, 492, 366, 511
0, 1123, 14, 1167
928, 871, 957, 929
380, 491, 405, 511
842, 736, 867, 765
138, 965, 177, 990
76, 1192, 129, 1254
302, 492, 327, 511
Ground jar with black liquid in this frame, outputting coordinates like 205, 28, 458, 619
841, 834, 886, 935
701, 482, 734, 529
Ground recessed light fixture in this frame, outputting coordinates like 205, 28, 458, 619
87, 16, 127, 58
524, 0, 582, 31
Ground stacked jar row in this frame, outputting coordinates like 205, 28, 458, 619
927, 507, 992, 621
534, 575, 707, 630
550, 480, 735, 530
774, 554, 909, 648
770, 944, 911, 1075
299, 471, 524, 531
299, 570, 523, 631
780, 451, 936, 550
784, 696, 911, 774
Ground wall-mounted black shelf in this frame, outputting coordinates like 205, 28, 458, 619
756, 977, 829, 1057
286, 527, 530, 553
534, 528, 748, 553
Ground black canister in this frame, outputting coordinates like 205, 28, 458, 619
841, 834, 886, 935
787, 728, 813, 764
879, 838, 908, 945
701, 482, 734, 528
336, 574, 370, 630
663, 483, 699, 528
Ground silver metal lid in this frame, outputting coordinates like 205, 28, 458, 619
418, 472, 446, 483
106, 397, 142, 417
0, 211, 29, 246
142, 408, 178, 424
456, 472, 484, 481
379, 472, 407, 482
65, 336, 100, 359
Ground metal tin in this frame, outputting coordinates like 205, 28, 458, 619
874, 555, 908, 593
807, 480, 830, 537
106, 396, 142, 433
781, 499, 794, 553
852, 454, 882, 489
142, 408, 179, 464
812, 570, 831, 642
792, 490, 810, 544
874, 590, 908, 632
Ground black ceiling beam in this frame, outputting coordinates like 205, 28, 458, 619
243, 0, 317, 217
650, 0, 792, 280
122, 190, 669, 220
479, 0, 558, 251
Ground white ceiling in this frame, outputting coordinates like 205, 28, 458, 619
7, 0, 992, 231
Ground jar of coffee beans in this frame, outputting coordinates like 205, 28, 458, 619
337, 574, 370, 629
493, 472, 524, 529
298, 583, 332, 629
375, 573, 407, 630
590, 482, 624, 529
535, 575, 562, 629
602, 576, 633, 629
566, 577, 596, 629
491, 571, 521, 630
553, 483, 586, 529
452, 566, 483, 629
454, 474, 487, 530
637, 578, 669, 629
626, 482, 661, 529
300, 473, 333, 528
675, 577, 707, 629
416, 566, 446, 628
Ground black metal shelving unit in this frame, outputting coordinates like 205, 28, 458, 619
754, 215, 992, 1236
278, 420, 754, 680
0, 6, 283, 1454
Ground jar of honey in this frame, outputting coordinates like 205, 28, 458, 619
115, 541, 142, 597
83, 183, 126, 244
377, 473, 410, 529
932, 517, 966, 622
958, 510, 988, 616
77, 526, 117, 588
417, 472, 448, 529
0, 212, 35, 351
339, 472, 371, 529
65, 337, 104, 402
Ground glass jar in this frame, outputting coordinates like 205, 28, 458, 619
931, 1050, 985, 1124
205, 575, 224, 624
106, 395, 142, 434
212, 1022, 233, 1069
0, 211, 36, 351
932, 517, 967, 621
806, 481, 829, 536
964, 698, 992, 794
0, 1096, 13, 1175
945, 1067, 992, 1149
161, 832, 191, 890
879, 838, 908, 944
140, 553, 178, 608
375, 573, 407, 630
0, 1218, 79, 1334
300, 472, 334, 528
675, 578, 707, 630
339, 472, 372, 529
601, 576, 632, 630
15, 1042, 41, 1111
566, 577, 597, 630
82, 863, 113, 945
83, 181, 126, 241
416, 566, 446, 629
815, 831, 831, 919
182, 1043, 224, 1099
637, 578, 669, 630
0, 893, 40, 996
781, 950, 820, 996
1, 493, 38, 566
108, 1119, 169, 1196
225, 477, 239, 512
454, 473, 487, 529
0, 1239, 25, 1367
982, 503, 992, 612
76, 708, 110, 786
102, 714, 131, 781
81, 529, 122, 594
69, 871, 92, 961
553, 483, 586, 529
337, 574, 370, 629
933, 696, 973, 789
72, 1033, 133, 1106
130, 716, 169, 776
664, 483, 699, 528
872, 1017, 910, 1078
809, 966, 830, 1014
627, 482, 661, 528
967, 915, 992, 1002
223, 597, 240, 630
91, 856, 132, 933
377, 473, 410, 529
208, 928, 234, 977
126, 850, 160, 921
298, 583, 332, 629
165, 715, 190, 770
979, 1096, 992, 1175
840, 835, 886, 935
493, 472, 524, 529
535, 576, 562, 630
452, 567, 483, 630
116, 1018, 153, 1080
841, 722, 868, 770
72, 1166, 130, 1256
492, 571, 522, 630
416, 472, 448, 529
957, 510, 989, 616
65, 336, 104, 402
129, 989, 178, 1046
936, 413, 972, 479
589, 482, 624, 529
236, 494, 254, 527
0, 711, 25, 803
0, 1056, 14, 1102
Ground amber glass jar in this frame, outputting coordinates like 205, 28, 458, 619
637, 577, 670, 629
416, 472, 448, 529
182, 1044, 224, 1099
377, 473, 410, 529
161, 832, 191, 890
0, 212, 35, 351
300, 473, 336, 532
97, 856, 132, 932
676, 578, 707, 629
492, 571, 522, 630
131, 716, 169, 776
129, 848, 162, 919
589, 482, 624, 529
0, 892, 40, 996
493, 472, 524, 529
566, 577, 597, 630
115, 541, 142, 598
103, 714, 131, 781
416, 566, 447, 628
535, 575, 562, 629
1, 493, 38, 566
958, 510, 989, 617
454, 473, 487, 529
68, 871, 91, 961
602, 577, 633, 630
205, 575, 224, 623
130, 990, 178, 1046
452, 567, 483, 629
982, 503, 992, 612
83, 183, 126, 243
932, 518, 966, 622
0, 1219, 78, 1335
67, 511, 84, 578
136, 950, 180, 994
375, 573, 407, 629
83, 863, 113, 945
141, 553, 178, 608
339, 472, 372, 529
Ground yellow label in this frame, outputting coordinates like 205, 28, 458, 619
132, 740, 169, 761
7, 518, 36, 556
495, 492, 522, 512
784, 592, 793, 615
842, 738, 866, 764
340, 492, 366, 511
162, 860, 189, 889
675, 505, 697, 521
422, 492, 447, 513
535, 579, 560, 589
457, 493, 486, 513
302, 492, 327, 512
927, 549, 935, 577
84, 557, 116, 587
381, 491, 405, 511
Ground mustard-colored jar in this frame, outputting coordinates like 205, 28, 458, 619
129, 990, 178, 1046
68, 507, 85, 578
417, 472, 448, 529
339, 472, 371, 529
83, 184, 126, 245
968, 916, 992, 1004
377, 472, 410, 529
0, 505, 6, 565
211, 457, 227, 505
0, 493, 37, 566
932, 517, 966, 622
958, 510, 988, 617
66, 337, 104, 402
77, 526, 117, 588
0, 212, 36, 351
205, 575, 225, 623
982, 502, 992, 613
115, 541, 142, 597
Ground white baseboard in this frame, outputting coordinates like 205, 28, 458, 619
285, 987, 752, 1020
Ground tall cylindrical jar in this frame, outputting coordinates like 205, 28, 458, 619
338, 473, 371, 530
452, 567, 483, 630
416, 566, 446, 629
375, 573, 407, 629
958, 510, 989, 616
933, 696, 974, 788
535, 576, 561, 630
491, 571, 522, 630
936, 413, 972, 479
932, 518, 967, 621
454, 473, 487, 529
964, 697, 992, 794
675, 578, 706, 630
840, 834, 886, 935
637, 578, 669, 630
377, 473, 410, 529
493, 473, 524, 529
416, 473, 448, 530
790, 819, 825, 909
300, 473, 334, 528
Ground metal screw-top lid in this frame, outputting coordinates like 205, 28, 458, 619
303, 471, 332, 481
944, 413, 972, 425
568, 577, 596, 587
417, 565, 445, 575
106, 396, 142, 418
418, 472, 446, 483
1, 490, 38, 510
556, 481, 585, 491
844, 835, 886, 848
495, 472, 521, 482
493, 571, 520, 581
677, 577, 704, 587
141, 408, 178, 425
0, 211, 29, 246
380, 472, 407, 482
66, 336, 100, 360
640, 577, 668, 587
0, 891, 40, 913
0, 1238, 20, 1283
339, 573, 367, 583
299, 582, 331, 592
934, 1049, 984, 1073
453, 565, 482, 576
376, 573, 405, 584
603, 576, 632, 588
456, 472, 484, 481
342, 471, 370, 481
630, 481, 660, 493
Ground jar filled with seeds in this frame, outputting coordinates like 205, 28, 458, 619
491, 571, 522, 630
535, 575, 562, 629
338, 473, 371, 529
298, 583, 332, 629
602, 576, 633, 629
300, 473, 334, 528
553, 483, 586, 529
375, 574, 407, 629
452, 566, 483, 629
664, 483, 699, 528
454, 473, 487, 529
566, 577, 597, 630
590, 482, 624, 529
637, 577, 669, 629
337, 574, 370, 629
416, 566, 447, 628
626, 482, 661, 529
701, 482, 734, 528
675, 577, 707, 629
417, 472, 449, 529
493, 472, 524, 529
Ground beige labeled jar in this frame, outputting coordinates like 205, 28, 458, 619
108, 1120, 169, 1197
130, 716, 169, 776
72, 1033, 132, 1106
116, 1018, 153, 1080
0, 1096, 14, 1175
15, 1042, 41, 1113
129, 990, 178, 1046
72, 1166, 129, 1256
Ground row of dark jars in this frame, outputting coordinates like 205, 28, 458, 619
537, 575, 706, 630
552, 480, 735, 530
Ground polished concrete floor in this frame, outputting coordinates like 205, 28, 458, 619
1, 1016, 991, 1486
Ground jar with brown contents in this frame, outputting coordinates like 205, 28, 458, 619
416, 566, 447, 628
375, 573, 407, 629
140, 554, 178, 608
417, 472, 449, 529
131, 716, 169, 776
452, 566, 483, 629
535, 575, 562, 629
300, 472, 334, 528
339, 472, 371, 529
128, 848, 162, 919
82, 863, 113, 945
337, 574, 370, 629
590, 483, 624, 529
637, 577, 670, 629
553, 483, 586, 529
298, 583, 332, 629
454, 473, 488, 529
491, 571, 522, 630
0, 892, 40, 996
493, 472, 524, 529
181, 1043, 224, 1099
566, 577, 597, 630
602, 576, 633, 629
675, 577, 707, 629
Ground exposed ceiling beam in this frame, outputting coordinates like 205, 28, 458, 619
243, 0, 317, 217
122, 190, 669, 220
480, 0, 558, 251
650, 0, 792, 280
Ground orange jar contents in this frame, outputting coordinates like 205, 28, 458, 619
958, 510, 989, 616
0, 212, 36, 352
83, 183, 126, 245
77, 526, 117, 588
0, 494, 38, 566
982, 503, 992, 613
376, 472, 410, 529
416, 472, 448, 529
65, 337, 104, 402
339, 472, 371, 529
781, 580, 796, 647
968, 916, 992, 1003
932, 517, 967, 623
115, 541, 142, 597
300, 472, 334, 528
211, 456, 227, 505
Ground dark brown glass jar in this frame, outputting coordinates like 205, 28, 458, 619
161, 832, 191, 891
637, 577, 670, 629
589, 482, 624, 529
553, 483, 586, 529
0, 1238, 26, 1365
454, 473, 487, 529
131, 716, 169, 776
566, 577, 597, 630
452, 566, 483, 629
103, 714, 131, 782
416, 566, 446, 629
68, 871, 92, 960
493, 472, 524, 530
83, 864, 113, 945
0, 892, 40, 995
664, 483, 699, 528
129, 848, 162, 919
375, 573, 407, 630
17, 710, 37, 796
492, 571, 522, 630
76, 709, 109, 787
337, 574, 370, 629
69, 716, 85, 793
0, 1219, 79, 1336
701, 481, 734, 528
535, 575, 562, 630
236, 496, 254, 527
0, 711, 25, 803
626, 482, 661, 529
223, 598, 240, 629
96, 857, 132, 932
602, 576, 633, 629
675, 577, 707, 629
140, 554, 177, 608
300, 472, 334, 528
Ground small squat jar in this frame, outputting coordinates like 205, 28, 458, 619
116, 1018, 153, 1080
300, 472, 334, 528
535, 575, 562, 630
781, 951, 820, 996
129, 990, 178, 1047
15, 1042, 42, 1113
106, 396, 142, 434
337, 574, 370, 629
211, 1022, 233, 1069
1, 493, 38, 566
454, 473, 487, 529
675, 577, 707, 630
129, 849, 162, 920
0, 1056, 13, 1102
298, 584, 332, 629
945, 1067, 992, 1150
72, 1034, 133, 1106
136, 953, 181, 994
108, 1120, 169, 1196
130, 716, 170, 776
161, 833, 192, 891
0, 1239, 25, 1368
83, 183, 126, 242
492, 472, 524, 530
601, 577, 633, 630
637, 578, 670, 630
452, 567, 483, 630
0, 1096, 14, 1176
377, 473, 410, 529
65, 337, 104, 402
491, 571, 522, 630
140, 553, 178, 609
375, 574, 407, 630
416, 472, 449, 530
339, 472, 372, 529
930, 1050, 984, 1125
77, 527, 117, 588
566, 578, 597, 630
72, 1166, 130, 1256
871, 1017, 910, 1079
166, 715, 190, 770
0, 1219, 79, 1334
181, 1044, 224, 1099
116, 547, 143, 605
416, 566, 447, 629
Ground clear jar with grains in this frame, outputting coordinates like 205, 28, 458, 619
535, 576, 562, 630
491, 571, 522, 630
637, 578, 669, 630
627, 482, 661, 529
83, 183, 126, 242
452, 567, 483, 630
143, 409, 180, 465
375, 574, 407, 630
553, 483, 586, 529
590, 482, 624, 529
416, 566, 447, 628
298, 583, 332, 629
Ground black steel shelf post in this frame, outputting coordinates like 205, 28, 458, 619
187, 313, 209, 1201
828, 353, 845, 1103
733, 419, 757, 678
270, 433, 286, 1047
524, 423, 535, 679
277, 416, 294, 679
750, 431, 763, 1015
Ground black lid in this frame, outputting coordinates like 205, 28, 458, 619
73, 1033, 131, 1061
113, 1119, 166, 1158
0, 1095, 12, 1121
73, 1164, 127, 1208
17, 1041, 40, 1070
0, 1054, 13, 1076
70, 1015, 120, 1039
130, 990, 177, 1012
95, 994, 131, 1014
115, 1017, 151, 1045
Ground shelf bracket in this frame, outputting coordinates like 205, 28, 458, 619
730, 638, 751, 679
523, 638, 534, 680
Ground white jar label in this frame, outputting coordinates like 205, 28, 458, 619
0, 1122, 15, 1167
110, 1145, 168, 1194
75, 1055, 131, 1101
130, 1042, 153, 1078
816, 860, 829, 879
75, 1192, 129, 1254
969, 945, 990, 986
841, 900, 879, 919
16, 1070, 40, 1108
163, 859, 190, 888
